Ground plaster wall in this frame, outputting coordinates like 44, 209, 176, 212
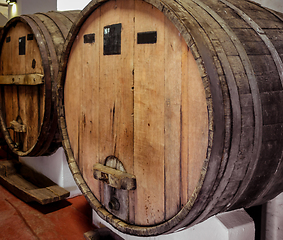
57, 0, 91, 11
251, 0, 283, 13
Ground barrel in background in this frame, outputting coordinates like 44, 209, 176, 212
0, 11, 80, 156
57, 0, 283, 236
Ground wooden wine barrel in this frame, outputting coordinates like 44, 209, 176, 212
57, 0, 283, 236
0, 10, 80, 156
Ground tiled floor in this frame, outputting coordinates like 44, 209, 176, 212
0, 183, 95, 240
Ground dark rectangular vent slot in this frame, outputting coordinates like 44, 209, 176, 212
137, 31, 157, 44
19, 36, 26, 55
103, 23, 122, 55
6, 36, 11, 43
84, 33, 95, 44
27, 34, 34, 41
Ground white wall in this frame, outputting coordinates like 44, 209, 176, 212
57, 0, 91, 11
251, 0, 283, 13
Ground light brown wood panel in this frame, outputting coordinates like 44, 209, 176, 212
65, 33, 82, 161
164, 16, 182, 220
187, 49, 208, 197
98, 0, 119, 204
98, 0, 135, 206
106, 0, 135, 223
80, 8, 101, 201
99, 0, 123, 166
134, 0, 165, 225
181, 38, 189, 207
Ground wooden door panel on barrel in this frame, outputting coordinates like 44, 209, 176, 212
64, 0, 208, 226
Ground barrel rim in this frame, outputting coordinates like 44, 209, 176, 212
56, 0, 218, 236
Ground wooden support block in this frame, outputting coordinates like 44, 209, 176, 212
0, 160, 70, 204
93, 163, 136, 190
9, 120, 26, 132
92, 208, 255, 240
0, 74, 44, 85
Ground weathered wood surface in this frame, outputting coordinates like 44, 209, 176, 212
0, 160, 70, 204
9, 120, 26, 133
57, 0, 283, 236
63, 0, 208, 227
0, 11, 80, 156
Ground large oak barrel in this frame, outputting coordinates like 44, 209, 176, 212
57, 0, 283, 236
0, 11, 80, 156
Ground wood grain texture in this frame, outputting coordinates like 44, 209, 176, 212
63, 0, 208, 227
164, 15, 182, 220
81, 7, 101, 202
57, 0, 283, 236
133, 0, 166, 225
